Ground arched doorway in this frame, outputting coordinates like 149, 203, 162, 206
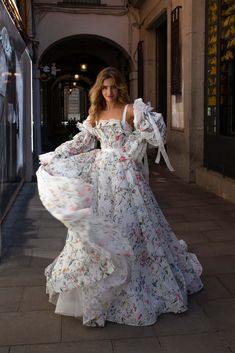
38, 35, 131, 151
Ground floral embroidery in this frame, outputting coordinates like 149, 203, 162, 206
37, 99, 203, 327
119, 155, 128, 162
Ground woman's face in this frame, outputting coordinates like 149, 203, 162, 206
101, 77, 118, 104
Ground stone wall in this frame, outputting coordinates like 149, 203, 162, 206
138, 0, 206, 182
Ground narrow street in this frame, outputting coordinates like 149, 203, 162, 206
0, 165, 235, 353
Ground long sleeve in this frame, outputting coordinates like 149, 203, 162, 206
133, 98, 174, 171
39, 119, 96, 165
54, 120, 96, 158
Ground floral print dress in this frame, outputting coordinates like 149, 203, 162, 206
36, 98, 203, 327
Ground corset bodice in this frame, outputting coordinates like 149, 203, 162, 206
94, 120, 132, 150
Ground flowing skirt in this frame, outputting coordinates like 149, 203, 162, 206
37, 148, 203, 326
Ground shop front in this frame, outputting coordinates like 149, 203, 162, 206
205, 0, 235, 178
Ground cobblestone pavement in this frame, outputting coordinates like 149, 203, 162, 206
1, 165, 235, 353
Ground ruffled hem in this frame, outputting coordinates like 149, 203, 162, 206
45, 277, 202, 327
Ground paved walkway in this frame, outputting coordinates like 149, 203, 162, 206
1, 165, 235, 353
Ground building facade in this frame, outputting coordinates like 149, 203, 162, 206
137, 0, 206, 183
0, 0, 33, 224
32, 0, 139, 150
200, 0, 235, 199
137, 0, 235, 201
32, 0, 235, 201
1, 0, 234, 236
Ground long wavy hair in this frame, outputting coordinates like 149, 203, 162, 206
88, 67, 130, 126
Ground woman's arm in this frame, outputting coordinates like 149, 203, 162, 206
133, 98, 173, 171
126, 104, 134, 127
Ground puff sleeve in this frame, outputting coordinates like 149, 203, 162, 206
133, 98, 174, 171
39, 119, 96, 165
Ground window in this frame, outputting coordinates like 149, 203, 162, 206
171, 6, 182, 95
205, 0, 235, 178
206, 0, 235, 136
219, 0, 235, 136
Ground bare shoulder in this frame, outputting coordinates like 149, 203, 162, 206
127, 103, 134, 115
126, 103, 134, 126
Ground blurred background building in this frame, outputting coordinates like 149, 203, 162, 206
0, 0, 235, 247
0, 0, 33, 229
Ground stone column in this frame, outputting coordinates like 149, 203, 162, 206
129, 70, 138, 100
184, 0, 206, 182
24, 54, 33, 182
32, 65, 42, 156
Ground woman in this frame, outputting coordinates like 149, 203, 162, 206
37, 67, 203, 327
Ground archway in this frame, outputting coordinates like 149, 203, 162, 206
38, 34, 132, 151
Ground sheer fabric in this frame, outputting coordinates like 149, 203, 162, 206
37, 99, 203, 326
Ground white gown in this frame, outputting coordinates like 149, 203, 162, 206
36, 99, 203, 326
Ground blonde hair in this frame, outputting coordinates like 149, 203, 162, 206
88, 67, 129, 127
